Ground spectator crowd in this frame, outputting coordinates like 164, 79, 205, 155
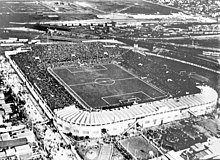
155, 44, 219, 71
11, 41, 201, 111
121, 50, 200, 97
11, 42, 126, 110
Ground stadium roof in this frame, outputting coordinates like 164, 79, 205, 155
56, 86, 217, 126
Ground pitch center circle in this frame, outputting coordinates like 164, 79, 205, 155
94, 78, 115, 85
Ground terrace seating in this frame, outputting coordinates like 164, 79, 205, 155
11, 42, 200, 111
158, 47, 219, 71
121, 50, 200, 97
11, 42, 126, 110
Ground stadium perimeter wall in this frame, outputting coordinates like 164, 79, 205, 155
6, 54, 83, 160
6, 54, 54, 120
5, 52, 218, 138
56, 86, 217, 138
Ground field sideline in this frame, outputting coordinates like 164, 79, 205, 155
50, 63, 166, 109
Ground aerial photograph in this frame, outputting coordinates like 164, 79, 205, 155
0, 0, 220, 159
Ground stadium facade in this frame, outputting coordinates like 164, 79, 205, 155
55, 86, 218, 137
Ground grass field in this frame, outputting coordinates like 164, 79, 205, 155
51, 63, 165, 109
121, 135, 160, 159
119, 1, 180, 15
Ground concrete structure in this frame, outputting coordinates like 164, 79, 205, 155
6, 46, 218, 138
55, 86, 218, 137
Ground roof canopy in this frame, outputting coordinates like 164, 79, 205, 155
55, 86, 217, 126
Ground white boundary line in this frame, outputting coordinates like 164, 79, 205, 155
102, 97, 110, 104
94, 78, 116, 86
102, 91, 148, 99
66, 64, 107, 74
138, 77, 166, 96
65, 63, 136, 86
68, 75, 136, 87
48, 68, 91, 109
114, 63, 139, 78
100, 94, 167, 108
69, 81, 95, 87
119, 97, 141, 103
66, 67, 74, 74
114, 77, 136, 81
113, 63, 166, 96
52, 63, 166, 109
102, 91, 152, 105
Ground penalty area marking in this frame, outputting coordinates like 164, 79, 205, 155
49, 68, 91, 109
101, 91, 152, 105
113, 63, 166, 96
69, 77, 137, 87
119, 97, 141, 103
102, 91, 152, 99
66, 64, 108, 74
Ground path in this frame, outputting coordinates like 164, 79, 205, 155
97, 143, 113, 160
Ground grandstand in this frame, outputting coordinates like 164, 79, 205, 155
55, 85, 217, 137
8, 42, 218, 137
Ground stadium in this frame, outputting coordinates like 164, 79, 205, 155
7, 42, 218, 138
55, 85, 217, 137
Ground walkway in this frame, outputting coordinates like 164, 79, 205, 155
97, 143, 113, 160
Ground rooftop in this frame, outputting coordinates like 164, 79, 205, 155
56, 86, 217, 126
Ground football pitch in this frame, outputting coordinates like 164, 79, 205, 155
50, 63, 165, 109
121, 135, 161, 159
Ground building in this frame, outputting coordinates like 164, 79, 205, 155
6, 43, 218, 138
15, 144, 33, 160
55, 86, 218, 137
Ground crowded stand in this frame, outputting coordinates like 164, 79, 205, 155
150, 0, 220, 18
155, 44, 219, 71
121, 50, 200, 97
10, 41, 200, 111
10, 42, 126, 110
118, 37, 219, 71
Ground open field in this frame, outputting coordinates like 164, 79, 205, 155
51, 63, 165, 109
121, 135, 160, 159
3, 1, 51, 13
119, 1, 180, 14
75, 0, 181, 14
84, 1, 130, 13
143, 119, 208, 152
